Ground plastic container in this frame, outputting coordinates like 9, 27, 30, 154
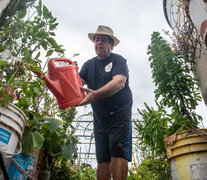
8, 149, 39, 179
165, 129, 207, 179
0, 104, 27, 158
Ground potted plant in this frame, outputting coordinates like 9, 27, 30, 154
134, 31, 205, 179
0, 0, 79, 179
21, 108, 78, 179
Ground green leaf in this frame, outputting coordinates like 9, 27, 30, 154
47, 37, 58, 48
37, 22, 45, 29
0, 45, 7, 52
39, 0, 42, 8
46, 50, 53, 57
49, 32, 56, 36
21, 127, 44, 154
41, 40, 48, 50
0, 61, 8, 66
43, 116, 62, 133
18, 9, 27, 19
33, 87, 39, 94
27, 64, 42, 73
50, 23, 59, 30
22, 48, 30, 56
36, 30, 46, 38
169, 81, 175, 86
35, 52, 41, 59
36, 0, 42, 16
43, 5, 50, 19
49, 17, 57, 24
31, 131, 44, 149
61, 143, 76, 160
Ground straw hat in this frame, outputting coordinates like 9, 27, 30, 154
88, 25, 120, 46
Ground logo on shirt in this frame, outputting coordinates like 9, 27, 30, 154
105, 62, 113, 72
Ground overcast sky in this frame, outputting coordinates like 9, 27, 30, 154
43, 0, 207, 126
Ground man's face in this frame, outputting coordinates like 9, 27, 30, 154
94, 35, 114, 60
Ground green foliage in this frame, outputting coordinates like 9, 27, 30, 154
134, 31, 203, 179
0, 0, 79, 176
133, 101, 171, 179
128, 158, 170, 180
0, 0, 65, 107
146, 31, 202, 134
21, 126, 44, 153
0, 0, 36, 28
135, 101, 169, 156
36, 108, 78, 174
69, 164, 97, 180
49, 163, 97, 180
148, 31, 202, 125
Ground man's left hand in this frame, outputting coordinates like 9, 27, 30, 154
79, 87, 97, 106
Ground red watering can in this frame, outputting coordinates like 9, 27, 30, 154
32, 58, 85, 110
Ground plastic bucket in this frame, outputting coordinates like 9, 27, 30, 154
0, 104, 27, 158
8, 149, 39, 179
165, 129, 207, 180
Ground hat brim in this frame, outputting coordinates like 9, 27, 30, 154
88, 33, 120, 46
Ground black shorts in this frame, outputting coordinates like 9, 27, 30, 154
94, 117, 132, 163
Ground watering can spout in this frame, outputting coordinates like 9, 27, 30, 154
32, 70, 64, 98
32, 70, 43, 78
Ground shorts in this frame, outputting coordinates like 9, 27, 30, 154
94, 118, 132, 163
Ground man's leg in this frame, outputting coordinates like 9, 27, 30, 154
111, 157, 128, 180
94, 128, 111, 180
97, 161, 111, 180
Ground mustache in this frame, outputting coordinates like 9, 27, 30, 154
96, 45, 104, 48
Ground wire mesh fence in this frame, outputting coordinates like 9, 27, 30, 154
72, 110, 141, 168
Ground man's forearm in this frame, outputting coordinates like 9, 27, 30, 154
79, 75, 126, 106
94, 75, 126, 99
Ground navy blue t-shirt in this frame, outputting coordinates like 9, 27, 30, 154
79, 53, 133, 126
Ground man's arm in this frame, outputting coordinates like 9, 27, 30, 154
79, 74, 126, 105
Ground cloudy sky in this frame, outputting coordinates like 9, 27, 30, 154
43, 0, 207, 126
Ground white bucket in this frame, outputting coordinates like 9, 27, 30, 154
0, 104, 27, 158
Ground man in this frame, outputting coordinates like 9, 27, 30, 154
79, 25, 133, 180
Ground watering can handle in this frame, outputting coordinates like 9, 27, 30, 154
49, 58, 74, 70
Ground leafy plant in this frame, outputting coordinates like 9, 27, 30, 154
69, 164, 97, 180
133, 31, 203, 179
50, 163, 97, 180
147, 31, 202, 134
0, 0, 36, 28
36, 108, 78, 175
0, 0, 64, 105
0, 0, 64, 146
134, 101, 171, 179
135, 101, 169, 156
127, 158, 170, 180
0, 0, 79, 177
